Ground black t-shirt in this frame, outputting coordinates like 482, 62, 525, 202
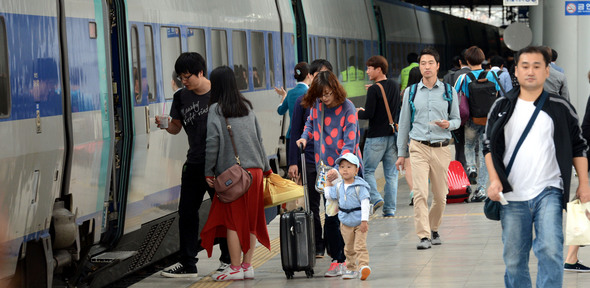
357, 78, 400, 138
169, 88, 211, 164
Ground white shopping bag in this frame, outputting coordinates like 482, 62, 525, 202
565, 199, 590, 246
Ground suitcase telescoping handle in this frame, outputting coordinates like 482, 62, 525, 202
299, 143, 310, 213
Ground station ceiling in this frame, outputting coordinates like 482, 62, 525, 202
401, 0, 504, 7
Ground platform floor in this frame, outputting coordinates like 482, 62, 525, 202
130, 165, 590, 288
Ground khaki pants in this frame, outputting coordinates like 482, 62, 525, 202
409, 140, 451, 239
340, 223, 369, 271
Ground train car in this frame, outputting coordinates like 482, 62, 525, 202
0, 1, 502, 287
375, 0, 503, 79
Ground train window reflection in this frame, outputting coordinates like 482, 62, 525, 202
339, 39, 347, 81
144, 25, 156, 102
0, 17, 9, 117
232, 30, 248, 91
328, 38, 338, 75
318, 37, 327, 60
251, 32, 265, 89
160, 26, 181, 100
346, 40, 355, 81
211, 30, 228, 70
131, 26, 142, 103
187, 28, 206, 59
268, 33, 275, 86
357, 41, 364, 80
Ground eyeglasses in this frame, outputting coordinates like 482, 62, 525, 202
177, 74, 193, 81
321, 91, 333, 98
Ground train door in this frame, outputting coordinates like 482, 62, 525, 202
373, 4, 387, 57
291, 0, 308, 63
104, 0, 134, 244
60, 0, 115, 248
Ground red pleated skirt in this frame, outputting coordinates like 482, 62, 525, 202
200, 168, 271, 257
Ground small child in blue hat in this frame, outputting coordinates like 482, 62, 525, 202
325, 153, 372, 280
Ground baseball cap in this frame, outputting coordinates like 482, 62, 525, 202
335, 153, 360, 168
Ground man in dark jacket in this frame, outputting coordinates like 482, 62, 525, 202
483, 46, 590, 287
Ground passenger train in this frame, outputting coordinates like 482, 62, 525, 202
0, 0, 502, 286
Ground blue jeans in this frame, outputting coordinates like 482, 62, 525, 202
464, 120, 488, 190
500, 187, 563, 288
362, 135, 399, 215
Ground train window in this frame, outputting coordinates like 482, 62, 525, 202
268, 33, 275, 86
211, 30, 228, 70
0, 17, 9, 117
187, 28, 206, 59
346, 40, 356, 81
357, 41, 364, 80
339, 39, 347, 81
131, 26, 142, 103
88, 22, 97, 39
250, 31, 265, 89
232, 30, 248, 90
328, 38, 338, 75
160, 27, 181, 99
309, 38, 313, 61
144, 25, 157, 102
318, 38, 327, 60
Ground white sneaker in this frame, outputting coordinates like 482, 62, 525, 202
160, 262, 198, 278
324, 261, 344, 277
243, 265, 254, 279
342, 270, 359, 279
211, 261, 230, 279
214, 265, 244, 281
359, 266, 371, 280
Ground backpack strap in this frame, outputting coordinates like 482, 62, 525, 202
443, 83, 453, 115
408, 83, 417, 128
491, 70, 507, 96
409, 83, 453, 128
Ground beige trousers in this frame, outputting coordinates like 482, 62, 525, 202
340, 223, 369, 271
409, 140, 451, 239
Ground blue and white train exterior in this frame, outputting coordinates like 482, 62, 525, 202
0, 0, 501, 286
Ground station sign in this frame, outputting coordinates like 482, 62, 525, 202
565, 1, 590, 15
504, 0, 538, 6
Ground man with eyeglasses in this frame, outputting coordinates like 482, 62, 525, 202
156, 52, 230, 278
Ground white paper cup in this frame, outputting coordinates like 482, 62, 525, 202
157, 114, 169, 129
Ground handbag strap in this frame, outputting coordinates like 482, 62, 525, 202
319, 103, 325, 162
224, 117, 241, 165
376, 82, 395, 133
505, 91, 548, 175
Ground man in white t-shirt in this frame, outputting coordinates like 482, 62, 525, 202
483, 46, 590, 287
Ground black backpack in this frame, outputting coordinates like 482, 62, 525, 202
466, 71, 498, 119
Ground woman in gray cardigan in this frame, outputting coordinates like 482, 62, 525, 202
202, 66, 272, 281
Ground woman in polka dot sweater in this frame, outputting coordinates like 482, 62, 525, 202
296, 70, 362, 277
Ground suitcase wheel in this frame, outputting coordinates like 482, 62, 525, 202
305, 269, 314, 278
285, 271, 294, 279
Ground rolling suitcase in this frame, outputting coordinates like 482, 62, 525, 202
446, 160, 472, 203
280, 144, 315, 279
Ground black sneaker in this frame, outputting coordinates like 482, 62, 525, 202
564, 261, 590, 272
431, 231, 442, 245
161, 262, 198, 278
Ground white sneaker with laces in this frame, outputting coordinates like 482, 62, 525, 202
324, 261, 344, 277
243, 265, 254, 279
211, 261, 230, 279
214, 265, 244, 281
342, 270, 359, 279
